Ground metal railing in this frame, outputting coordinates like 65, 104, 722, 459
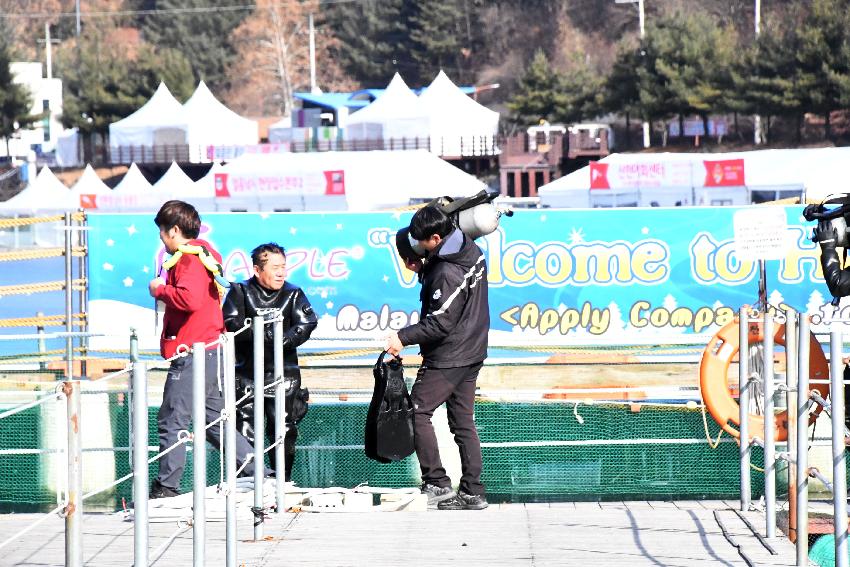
0, 315, 290, 566
738, 307, 850, 567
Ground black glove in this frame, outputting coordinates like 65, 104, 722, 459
814, 220, 838, 248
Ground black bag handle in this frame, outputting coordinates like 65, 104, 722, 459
376, 350, 402, 366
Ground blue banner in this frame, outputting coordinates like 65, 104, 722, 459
86, 207, 828, 349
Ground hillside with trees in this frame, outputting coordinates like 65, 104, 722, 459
1, 0, 850, 148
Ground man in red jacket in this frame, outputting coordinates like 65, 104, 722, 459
148, 200, 260, 499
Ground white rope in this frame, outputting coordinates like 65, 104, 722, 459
149, 523, 191, 565
232, 318, 253, 337
0, 392, 63, 421
89, 364, 133, 384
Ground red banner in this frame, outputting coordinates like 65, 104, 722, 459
324, 170, 345, 195
214, 173, 230, 197
589, 162, 610, 190
79, 194, 98, 209
703, 159, 745, 187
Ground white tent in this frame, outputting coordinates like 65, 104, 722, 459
70, 164, 112, 209
419, 70, 500, 157
345, 74, 430, 142
803, 147, 850, 202
216, 149, 485, 212
55, 127, 81, 167
108, 82, 186, 148
96, 163, 163, 211
0, 166, 76, 212
182, 81, 259, 162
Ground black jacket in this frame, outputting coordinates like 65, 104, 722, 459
222, 278, 317, 380
820, 245, 850, 299
397, 228, 489, 367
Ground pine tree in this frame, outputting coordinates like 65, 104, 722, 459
0, 19, 37, 156
327, 0, 414, 88
507, 49, 567, 125
410, 0, 481, 85
140, 0, 248, 93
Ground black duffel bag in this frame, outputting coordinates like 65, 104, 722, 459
364, 351, 415, 463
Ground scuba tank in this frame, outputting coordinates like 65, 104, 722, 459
427, 188, 512, 241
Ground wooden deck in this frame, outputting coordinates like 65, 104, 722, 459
0, 500, 802, 566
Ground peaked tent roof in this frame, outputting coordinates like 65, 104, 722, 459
419, 70, 499, 134
96, 163, 162, 211
70, 164, 112, 209
108, 82, 186, 147
419, 70, 500, 156
153, 161, 195, 195
0, 166, 76, 211
347, 73, 427, 124
182, 81, 259, 151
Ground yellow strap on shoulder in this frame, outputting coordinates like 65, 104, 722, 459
160, 244, 229, 296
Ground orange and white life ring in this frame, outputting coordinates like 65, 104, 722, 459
699, 318, 830, 441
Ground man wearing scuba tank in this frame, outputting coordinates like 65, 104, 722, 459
386, 205, 490, 511
222, 243, 317, 481
148, 200, 263, 499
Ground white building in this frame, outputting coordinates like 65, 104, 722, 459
0, 62, 65, 158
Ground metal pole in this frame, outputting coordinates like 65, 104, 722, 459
223, 333, 238, 567
132, 361, 149, 567
785, 310, 798, 546
830, 326, 848, 567
308, 13, 317, 93
36, 311, 47, 371
253, 316, 265, 540
64, 380, 83, 567
192, 343, 206, 567
796, 316, 810, 566
129, 330, 138, 471
79, 213, 88, 379
753, 0, 762, 145
64, 212, 73, 379
75, 0, 81, 36
739, 307, 751, 511
758, 260, 767, 312
763, 311, 776, 539
273, 318, 285, 512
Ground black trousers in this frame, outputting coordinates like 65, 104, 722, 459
235, 373, 307, 482
410, 362, 485, 496
156, 350, 259, 490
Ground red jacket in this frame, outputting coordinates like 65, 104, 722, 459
154, 238, 225, 358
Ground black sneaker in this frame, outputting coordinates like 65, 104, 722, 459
149, 480, 180, 500
438, 491, 488, 510
420, 482, 455, 506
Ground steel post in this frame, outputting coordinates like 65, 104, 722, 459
132, 361, 148, 567
763, 311, 776, 539
253, 316, 265, 540
223, 333, 238, 567
785, 311, 798, 548
192, 343, 206, 567
64, 212, 73, 379
739, 307, 751, 511
273, 319, 285, 512
796, 316, 810, 566
831, 326, 848, 567
64, 380, 83, 567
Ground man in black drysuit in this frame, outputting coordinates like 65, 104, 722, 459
222, 242, 317, 481
814, 220, 850, 430
387, 205, 490, 510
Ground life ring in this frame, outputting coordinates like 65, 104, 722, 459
699, 318, 830, 441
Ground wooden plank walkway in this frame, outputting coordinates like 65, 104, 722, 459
0, 500, 801, 566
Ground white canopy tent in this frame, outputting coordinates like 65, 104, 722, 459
0, 166, 76, 212
216, 149, 486, 212
108, 82, 186, 149
344, 74, 430, 143
70, 164, 112, 209
419, 70, 499, 157
182, 81, 259, 162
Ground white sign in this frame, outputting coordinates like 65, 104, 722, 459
733, 207, 789, 260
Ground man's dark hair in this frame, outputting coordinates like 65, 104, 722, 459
409, 205, 454, 241
154, 200, 201, 239
251, 242, 286, 269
